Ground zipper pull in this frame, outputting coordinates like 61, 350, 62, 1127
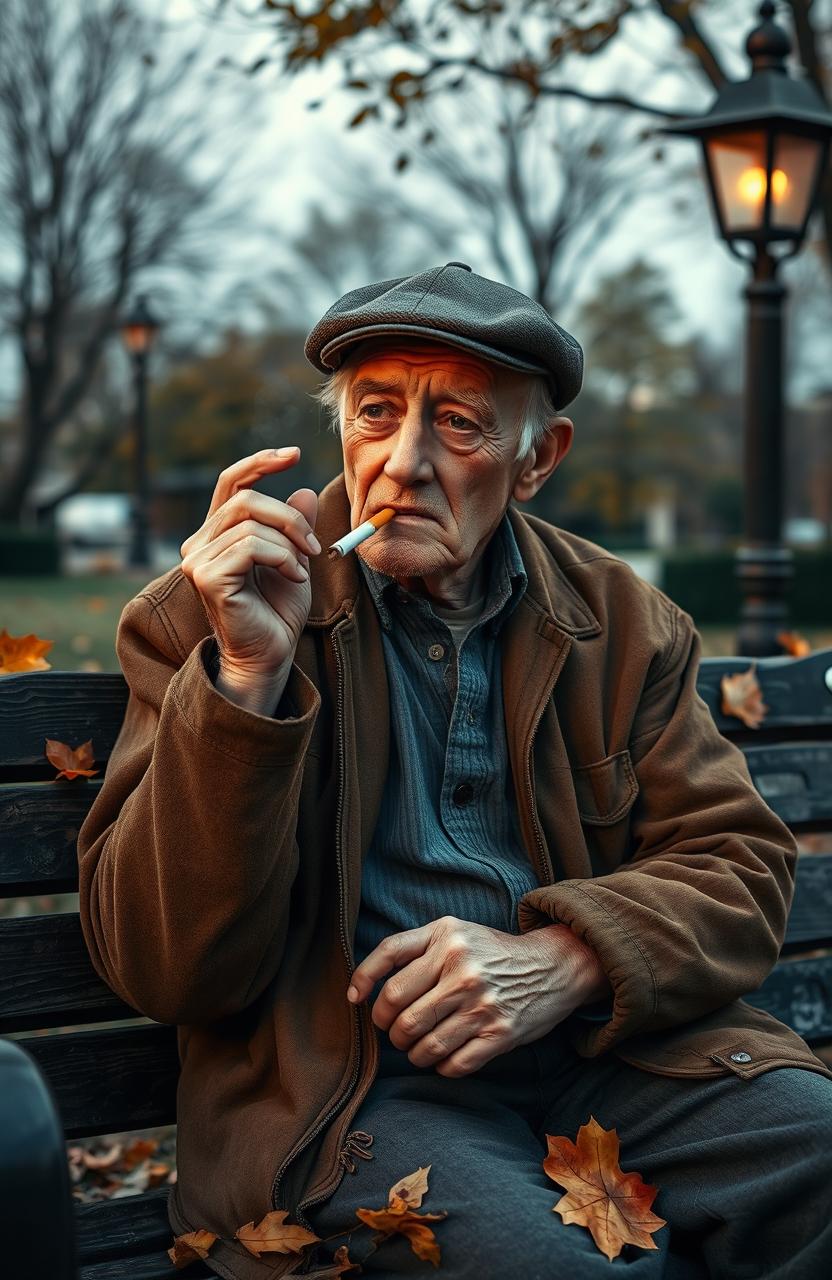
338, 1129, 375, 1173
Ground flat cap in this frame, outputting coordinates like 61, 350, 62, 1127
303, 261, 583, 411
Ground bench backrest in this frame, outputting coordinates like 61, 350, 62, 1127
0, 650, 831, 1147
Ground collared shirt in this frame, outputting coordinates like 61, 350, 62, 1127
352, 506, 612, 1023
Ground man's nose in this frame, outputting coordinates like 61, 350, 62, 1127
383, 412, 435, 485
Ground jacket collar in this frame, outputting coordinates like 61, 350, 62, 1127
306, 471, 601, 639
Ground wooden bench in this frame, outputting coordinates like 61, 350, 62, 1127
1, 648, 831, 1279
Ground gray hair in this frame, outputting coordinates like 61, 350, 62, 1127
309, 364, 560, 465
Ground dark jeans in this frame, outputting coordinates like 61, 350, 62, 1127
305, 1018, 832, 1278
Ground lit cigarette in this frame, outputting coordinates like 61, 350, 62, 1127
327, 507, 397, 559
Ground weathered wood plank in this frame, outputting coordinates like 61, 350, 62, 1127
0, 781, 100, 894
784, 855, 832, 952
17, 1024, 179, 1138
743, 954, 832, 1045
74, 1187, 184, 1267
696, 650, 832, 735
0, 672, 128, 770
741, 744, 832, 827
0, 914, 136, 1032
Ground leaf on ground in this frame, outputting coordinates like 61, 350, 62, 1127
235, 1209, 321, 1258
0, 627, 53, 673
168, 1229, 218, 1269
45, 737, 100, 779
720, 663, 769, 728
355, 1167, 447, 1268
543, 1115, 666, 1261
777, 630, 811, 656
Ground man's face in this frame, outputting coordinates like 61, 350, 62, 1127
339, 337, 572, 602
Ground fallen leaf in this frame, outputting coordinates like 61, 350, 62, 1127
84, 596, 109, 613
45, 737, 100, 780
235, 1209, 320, 1258
78, 1142, 123, 1170
720, 663, 769, 729
388, 1164, 431, 1208
544, 1115, 666, 1261
355, 1193, 447, 1268
777, 630, 811, 656
168, 1229, 219, 1269
122, 1137, 159, 1170
0, 627, 53, 673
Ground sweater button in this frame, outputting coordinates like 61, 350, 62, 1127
452, 782, 474, 806
730, 1051, 752, 1063
428, 643, 445, 660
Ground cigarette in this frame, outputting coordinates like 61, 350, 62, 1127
327, 507, 397, 559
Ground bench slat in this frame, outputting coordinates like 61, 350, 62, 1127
0, 914, 137, 1032
696, 651, 832, 734
18, 1024, 179, 1138
80, 1250, 212, 1280
743, 954, 832, 1045
0, 782, 100, 895
741, 744, 832, 827
0, 672, 128, 771
74, 1186, 210, 1279
782, 854, 832, 952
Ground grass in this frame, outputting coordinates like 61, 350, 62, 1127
2, 571, 832, 672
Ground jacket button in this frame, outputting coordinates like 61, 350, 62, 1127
452, 782, 474, 806
730, 1051, 752, 1063
428, 644, 445, 660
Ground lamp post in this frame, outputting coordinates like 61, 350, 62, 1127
119, 295, 160, 570
659, 1, 832, 656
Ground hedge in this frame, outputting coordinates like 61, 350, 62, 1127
660, 548, 832, 625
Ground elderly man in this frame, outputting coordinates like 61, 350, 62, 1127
78, 262, 831, 1280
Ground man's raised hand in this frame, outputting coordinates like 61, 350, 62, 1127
179, 447, 320, 687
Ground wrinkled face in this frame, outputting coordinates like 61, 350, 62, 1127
338, 337, 571, 596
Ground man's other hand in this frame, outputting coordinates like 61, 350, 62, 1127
346, 916, 610, 1077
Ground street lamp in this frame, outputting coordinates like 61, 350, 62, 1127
119, 295, 161, 570
659, 0, 832, 656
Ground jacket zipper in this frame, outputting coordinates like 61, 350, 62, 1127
270, 621, 364, 1228
525, 695, 555, 887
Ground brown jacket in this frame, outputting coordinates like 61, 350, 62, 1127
77, 471, 832, 1280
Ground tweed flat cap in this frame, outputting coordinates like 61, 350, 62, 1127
303, 261, 584, 411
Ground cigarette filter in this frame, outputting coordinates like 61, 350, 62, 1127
327, 507, 396, 559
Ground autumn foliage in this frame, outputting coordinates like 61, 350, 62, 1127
167, 1122, 666, 1272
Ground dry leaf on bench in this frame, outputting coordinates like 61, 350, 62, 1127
168, 1229, 218, 1269
45, 737, 100, 780
720, 663, 769, 729
355, 1166, 447, 1268
544, 1115, 666, 1261
777, 630, 811, 657
0, 628, 53, 673
235, 1209, 320, 1258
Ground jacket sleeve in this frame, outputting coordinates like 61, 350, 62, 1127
517, 604, 797, 1057
76, 589, 321, 1026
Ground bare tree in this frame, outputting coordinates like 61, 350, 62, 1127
0, 0, 253, 525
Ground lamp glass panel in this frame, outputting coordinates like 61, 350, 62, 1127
121, 323, 153, 355
707, 130, 770, 231
770, 132, 823, 230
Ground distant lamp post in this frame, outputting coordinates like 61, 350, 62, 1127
119, 295, 161, 570
659, 0, 832, 656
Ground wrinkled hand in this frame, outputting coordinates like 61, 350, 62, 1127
347, 915, 597, 1077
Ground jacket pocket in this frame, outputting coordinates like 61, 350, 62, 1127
572, 749, 639, 826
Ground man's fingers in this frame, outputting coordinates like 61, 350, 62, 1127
348, 925, 432, 1003
206, 446, 301, 520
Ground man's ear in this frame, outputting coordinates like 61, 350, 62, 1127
512, 417, 574, 503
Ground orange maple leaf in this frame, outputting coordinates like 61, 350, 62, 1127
45, 737, 100, 780
355, 1166, 447, 1268
777, 630, 811, 657
543, 1115, 666, 1262
235, 1209, 320, 1258
167, 1228, 218, 1269
0, 627, 53, 673
719, 663, 769, 729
